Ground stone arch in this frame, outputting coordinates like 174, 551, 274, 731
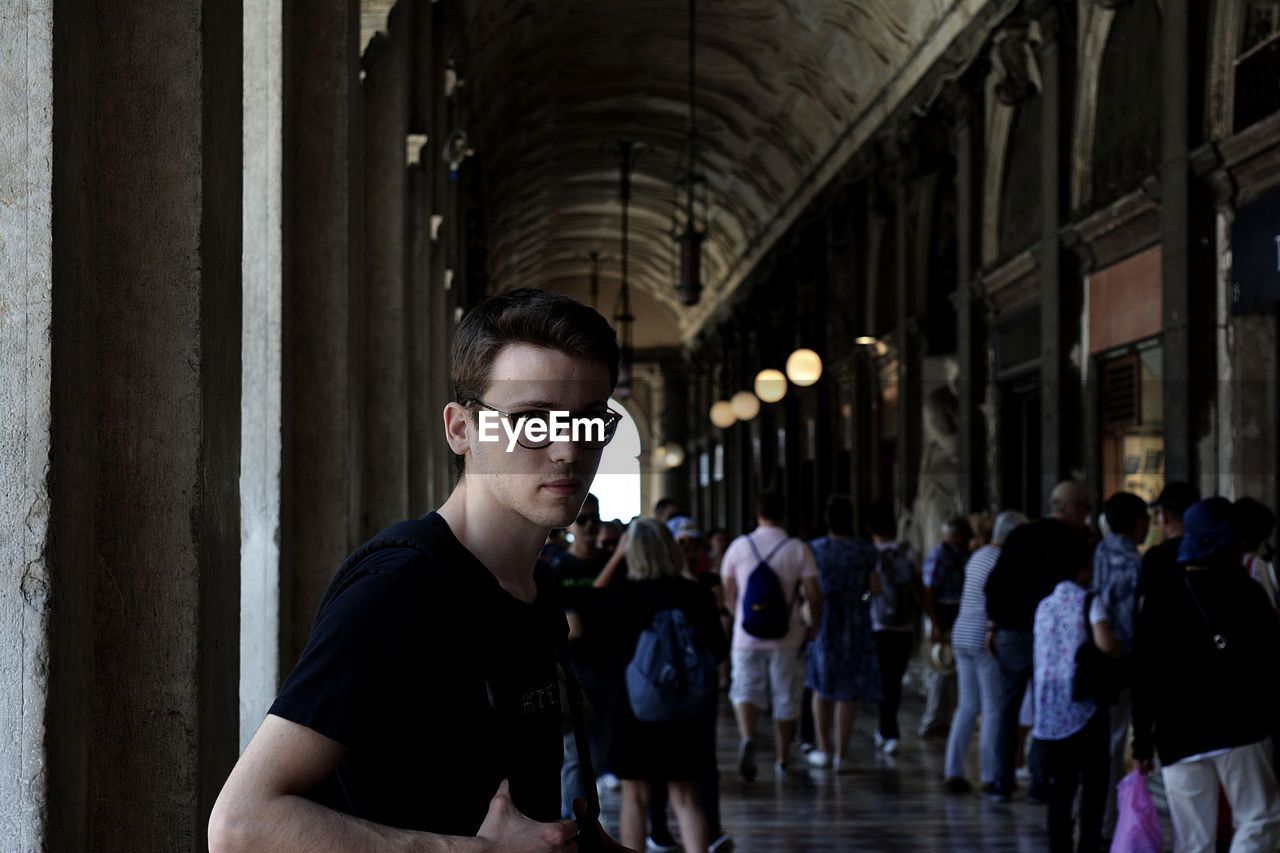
1069, 0, 1119, 211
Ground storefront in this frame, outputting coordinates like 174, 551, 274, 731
1087, 246, 1165, 508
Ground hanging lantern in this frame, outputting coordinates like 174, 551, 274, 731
664, 444, 686, 468
730, 390, 760, 421
754, 368, 787, 403
709, 400, 736, 429
786, 348, 823, 386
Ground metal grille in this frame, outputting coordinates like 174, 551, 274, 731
1101, 353, 1141, 429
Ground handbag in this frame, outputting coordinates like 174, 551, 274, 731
1072, 591, 1130, 704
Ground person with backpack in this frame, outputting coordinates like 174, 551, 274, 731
864, 503, 921, 756
918, 514, 974, 738
573, 517, 728, 853
720, 488, 822, 779
210, 288, 628, 851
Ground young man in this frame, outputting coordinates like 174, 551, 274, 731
865, 503, 918, 757
721, 489, 822, 779
210, 289, 627, 852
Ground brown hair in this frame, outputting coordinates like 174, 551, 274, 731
450, 288, 620, 475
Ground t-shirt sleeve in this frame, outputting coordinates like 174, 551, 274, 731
269, 561, 429, 747
797, 540, 818, 581
1089, 594, 1108, 625
720, 538, 743, 584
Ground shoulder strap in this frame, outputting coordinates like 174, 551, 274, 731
1180, 570, 1229, 651
764, 536, 792, 563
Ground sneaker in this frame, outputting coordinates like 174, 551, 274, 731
597, 772, 620, 792
737, 738, 758, 782
806, 750, 832, 769
832, 756, 850, 775
873, 729, 885, 748
944, 777, 973, 794
883, 738, 899, 756
646, 837, 680, 853
708, 834, 735, 853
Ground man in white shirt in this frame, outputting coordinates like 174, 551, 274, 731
720, 489, 822, 779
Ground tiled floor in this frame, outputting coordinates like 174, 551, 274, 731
599, 677, 1118, 852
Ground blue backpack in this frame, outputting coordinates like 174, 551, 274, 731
626, 605, 718, 723
740, 535, 797, 639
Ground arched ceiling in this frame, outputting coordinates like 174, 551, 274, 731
364, 0, 997, 347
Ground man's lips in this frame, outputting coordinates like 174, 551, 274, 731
543, 479, 582, 489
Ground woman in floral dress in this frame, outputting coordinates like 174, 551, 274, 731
804, 495, 883, 772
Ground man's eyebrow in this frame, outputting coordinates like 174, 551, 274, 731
510, 399, 609, 410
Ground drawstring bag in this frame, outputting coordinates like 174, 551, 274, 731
1110, 769, 1162, 853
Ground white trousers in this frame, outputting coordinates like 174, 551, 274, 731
1161, 738, 1280, 853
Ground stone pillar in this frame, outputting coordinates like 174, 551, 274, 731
281, 0, 363, 664
241, 0, 284, 752
361, 2, 412, 538
429, 1, 456, 505
948, 82, 988, 512
1036, 8, 1083, 508
407, 0, 436, 513
2, 3, 65, 847
1160, 0, 1215, 486
895, 182, 921, 516
94, 1, 243, 848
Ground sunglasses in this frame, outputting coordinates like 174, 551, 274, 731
465, 399, 622, 450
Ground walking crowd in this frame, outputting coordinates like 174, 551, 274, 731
548, 480, 1280, 853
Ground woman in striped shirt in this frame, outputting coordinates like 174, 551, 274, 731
943, 511, 1028, 793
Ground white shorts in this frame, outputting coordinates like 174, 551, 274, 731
729, 647, 805, 721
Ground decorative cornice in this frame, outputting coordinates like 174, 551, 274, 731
978, 249, 1039, 318
1195, 110, 1280, 208
1061, 186, 1161, 272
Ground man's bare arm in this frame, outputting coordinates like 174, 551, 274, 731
209, 715, 576, 853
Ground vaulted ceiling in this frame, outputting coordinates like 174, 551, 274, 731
364, 0, 996, 348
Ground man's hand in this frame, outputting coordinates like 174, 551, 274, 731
477, 781, 579, 852
570, 798, 636, 851
930, 625, 943, 644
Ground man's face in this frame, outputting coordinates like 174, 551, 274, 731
597, 525, 620, 553
570, 508, 600, 547
451, 344, 612, 530
677, 536, 703, 568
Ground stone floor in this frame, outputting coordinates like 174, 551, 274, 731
596, 681, 1171, 852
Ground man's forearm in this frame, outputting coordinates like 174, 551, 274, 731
210, 793, 486, 853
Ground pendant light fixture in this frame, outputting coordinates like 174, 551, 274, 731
673, 0, 705, 307
615, 141, 639, 399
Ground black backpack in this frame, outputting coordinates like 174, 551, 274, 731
740, 535, 797, 639
871, 544, 920, 629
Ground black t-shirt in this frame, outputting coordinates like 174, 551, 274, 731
269, 512, 566, 836
985, 518, 1089, 632
548, 548, 609, 592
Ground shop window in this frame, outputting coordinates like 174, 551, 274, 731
1099, 341, 1164, 515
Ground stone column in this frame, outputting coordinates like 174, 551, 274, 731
93, 1, 243, 847
2, 3, 67, 847
241, 0, 284, 752
430, 1, 456, 505
407, 0, 436, 513
1160, 0, 1215, 486
895, 182, 920, 516
1036, 8, 1084, 508
361, 2, 412, 538
281, 0, 364, 664
947, 81, 988, 512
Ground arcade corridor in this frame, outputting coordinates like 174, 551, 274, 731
6, 0, 1280, 849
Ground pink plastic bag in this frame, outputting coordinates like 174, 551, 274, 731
1111, 769, 1163, 853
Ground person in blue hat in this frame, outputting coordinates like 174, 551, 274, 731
1132, 497, 1280, 852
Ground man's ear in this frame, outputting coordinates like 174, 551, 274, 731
443, 402, 470, 457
